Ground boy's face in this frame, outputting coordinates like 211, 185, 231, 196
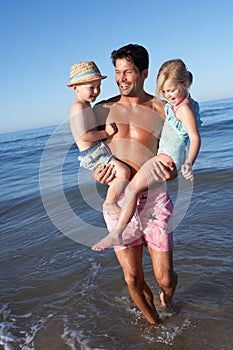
74, 80, 102, 103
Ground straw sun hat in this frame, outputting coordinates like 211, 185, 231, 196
67, 61, 107, 87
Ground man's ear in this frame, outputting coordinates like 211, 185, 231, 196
142, 69, 148, 80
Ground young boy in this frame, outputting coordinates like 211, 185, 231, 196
68, 61, 130, 212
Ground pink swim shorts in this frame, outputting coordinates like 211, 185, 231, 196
103, 185, 174, 252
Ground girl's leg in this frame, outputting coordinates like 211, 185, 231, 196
104, 158, 130, 212
92, 157, 161, 251
114, 157, 163, 231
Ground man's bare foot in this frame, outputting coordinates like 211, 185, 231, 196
159, 291, 175, 313
159, 290, 167, 307
91, 231, 122, 251
103, 201, 121, 215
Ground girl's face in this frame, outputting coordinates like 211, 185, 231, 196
161, 78, 188, 106
76, 80, 101, 103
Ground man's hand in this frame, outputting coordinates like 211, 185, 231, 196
92, 164, 116, 184
151, 157, 177, 182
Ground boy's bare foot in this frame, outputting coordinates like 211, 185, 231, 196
91, 232, 122, 251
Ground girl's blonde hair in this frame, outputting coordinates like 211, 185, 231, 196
156, 59, 193, 97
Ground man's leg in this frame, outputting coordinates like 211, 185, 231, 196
115, 245, 160, 324
149, 247, 177, 307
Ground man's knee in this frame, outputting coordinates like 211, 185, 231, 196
124, 271, 143, 290
156, 270, 175, 289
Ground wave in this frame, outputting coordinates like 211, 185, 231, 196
0, 128, 54, 145
1, 166, 231, 215
201, 104, 233, 115
194, 167, 233, 186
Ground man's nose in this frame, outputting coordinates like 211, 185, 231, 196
119, 72, 126, 81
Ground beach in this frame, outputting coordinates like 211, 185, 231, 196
0, 98, 233, 350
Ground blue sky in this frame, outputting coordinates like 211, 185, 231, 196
1, 0, 233, 134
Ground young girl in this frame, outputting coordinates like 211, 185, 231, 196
92, 59, 202, 251
68, 61, 130, 212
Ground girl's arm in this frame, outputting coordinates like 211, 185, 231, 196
177, 103, 201, 180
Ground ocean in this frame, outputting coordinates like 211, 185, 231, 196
0, 98, 232, 350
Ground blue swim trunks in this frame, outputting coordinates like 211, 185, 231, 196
78, 141, 113, 171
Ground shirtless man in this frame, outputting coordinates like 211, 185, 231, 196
92, 44, 177, 324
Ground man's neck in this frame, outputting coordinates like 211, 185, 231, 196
119, 91, 152, 105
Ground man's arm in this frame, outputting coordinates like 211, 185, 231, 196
151, 157, 178, 182
92, 157, 176, 185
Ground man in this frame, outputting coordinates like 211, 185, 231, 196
92, 44, 177, 325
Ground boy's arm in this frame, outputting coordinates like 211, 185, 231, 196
77, 126, 115, 143
70, 104, 116, 145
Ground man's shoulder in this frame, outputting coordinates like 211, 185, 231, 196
142, 94, 165, 117
95, 95, 121, 106
152, 97, 166, 119
143, 93, 155, 108
92, 96, 121, 124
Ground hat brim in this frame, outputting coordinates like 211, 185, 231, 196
67, 75, 107, 87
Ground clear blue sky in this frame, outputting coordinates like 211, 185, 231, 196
1, 0, 233, 134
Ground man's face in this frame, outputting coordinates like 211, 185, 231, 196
115, 58, 146, 97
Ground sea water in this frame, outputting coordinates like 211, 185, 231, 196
0, 98, 233, 349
